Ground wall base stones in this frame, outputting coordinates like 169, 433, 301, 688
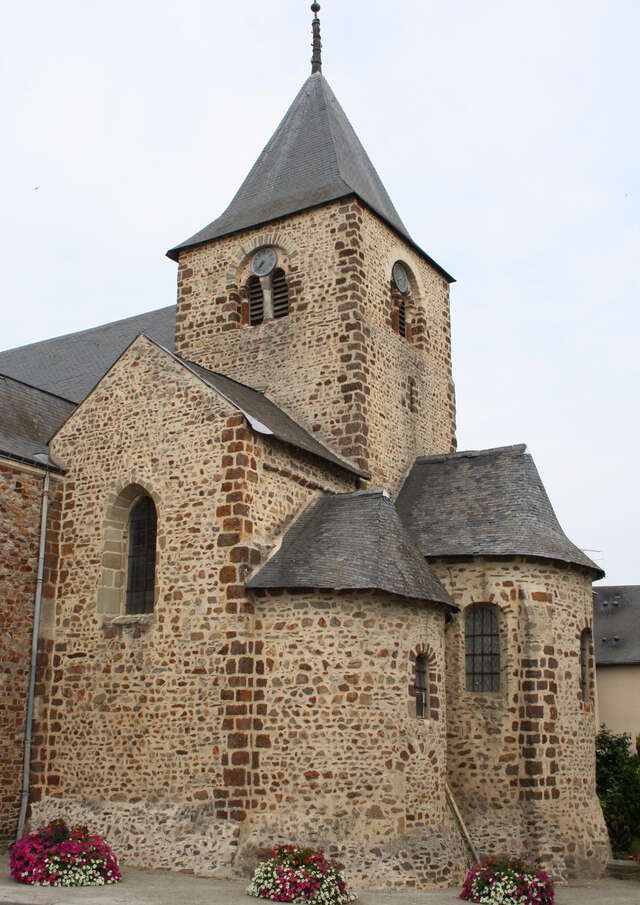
236, 812, 470, 889
30, 797, 469, 889
30, 797, 239, 878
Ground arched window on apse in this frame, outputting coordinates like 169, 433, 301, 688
465, 606, 500, 692
580, 628, 592, 703
412, 648, 439, 720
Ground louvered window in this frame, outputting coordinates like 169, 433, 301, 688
415, 654, 427, 718
126, 496, 157, 615
272, 268, 290, 319
248, 276, 264, 325
398, 300, 407, 338
465, 606, 500, 692
580, 628, 592, 702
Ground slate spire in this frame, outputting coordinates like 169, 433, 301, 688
167, 7, 452, 281
311, 3, 322, 74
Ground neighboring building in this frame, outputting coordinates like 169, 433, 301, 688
0, 6, 610, 889
594, 586, 640, 742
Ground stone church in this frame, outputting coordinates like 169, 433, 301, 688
0, 6, 609, 890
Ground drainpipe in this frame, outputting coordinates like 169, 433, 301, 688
16, 466, 50, 841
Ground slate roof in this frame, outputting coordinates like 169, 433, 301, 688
396, 444, 603, 577
0, 375, 75, 467
167, 74, 453, 281
182, 358, 366, 478
0, 306, 176, 404
594, 586, 640, 666
247, 490, 455, 607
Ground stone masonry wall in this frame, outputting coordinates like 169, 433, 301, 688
173, 199, 455, 491
238, 589, 468, 889
431, 556, 610, 880
32, 334, 359, 873
0, 458, 42, 840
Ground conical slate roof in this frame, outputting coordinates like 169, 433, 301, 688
247, 490, 455, 608
168, 73, 417, 262
396, 445, 603, 578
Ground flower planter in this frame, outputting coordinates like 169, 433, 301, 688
10, 819, 121, 887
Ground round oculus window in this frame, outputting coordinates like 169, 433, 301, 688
392, 261, 409, 294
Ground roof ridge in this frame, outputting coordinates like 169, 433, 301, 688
180, 357, 266, 394
414, 444, 528, 465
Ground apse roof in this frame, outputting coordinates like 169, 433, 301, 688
167, 74, 453, 281
594, 586, 640, 666
396, 445, 603, 577
247, 490, 455, 607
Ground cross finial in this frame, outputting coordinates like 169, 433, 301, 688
311, 3, 322, 74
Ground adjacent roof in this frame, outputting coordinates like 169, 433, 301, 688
0, 306, 176, 404
182, 358, 366, 478
0, 375, 75, 467
594, 586, 640, 666
167, 73, 452, 281
247, 490, 455, 607
396, 444, 603, 577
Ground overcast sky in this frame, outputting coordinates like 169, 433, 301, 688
1, 1, 638, 584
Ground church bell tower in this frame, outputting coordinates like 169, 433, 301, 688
169, 5, 456, 490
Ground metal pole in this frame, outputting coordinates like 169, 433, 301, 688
16, 468, 50, 841
446, 781, 480, 865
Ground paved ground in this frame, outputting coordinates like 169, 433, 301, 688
0, 855, 637, 905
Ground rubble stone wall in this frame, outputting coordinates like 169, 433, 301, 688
228, 587, 468, 889
0, 459, 42, 840
173, 199, 455, 490
432, 556, 610, 880
32, 335, 365, 875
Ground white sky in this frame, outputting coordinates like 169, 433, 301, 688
1, 1, 638, 584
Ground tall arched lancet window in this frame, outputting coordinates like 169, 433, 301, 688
391, 260, 410, 340
272, 268, 290, 319
465, 606, 500, 692
415, 653, 427, 718
580, 628, 592, 702
248, 276, 264, 326
126, 496, 157, 614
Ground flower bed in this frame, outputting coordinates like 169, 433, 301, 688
10, 818, 121, 887
460, 856, 554, 905
247, 844, 356, 903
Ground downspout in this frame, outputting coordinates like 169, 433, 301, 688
16, 467, 50, 841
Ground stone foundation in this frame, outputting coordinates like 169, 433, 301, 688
31, 797, 469, 889
236, 811, 469, 889
30, 798, 239, 878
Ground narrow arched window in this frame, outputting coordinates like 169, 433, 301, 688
415, 653, 427, 718
398, 299, 407, 338
465, 606, 500, 692
580, 628, 592, 702
272, 268, 290, 319
126, 496, 157, 614
248, 276, 264, 326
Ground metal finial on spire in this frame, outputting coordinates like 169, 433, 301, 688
311, 3, 322, 74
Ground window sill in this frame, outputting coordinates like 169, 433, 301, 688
101, 614, 154, 627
